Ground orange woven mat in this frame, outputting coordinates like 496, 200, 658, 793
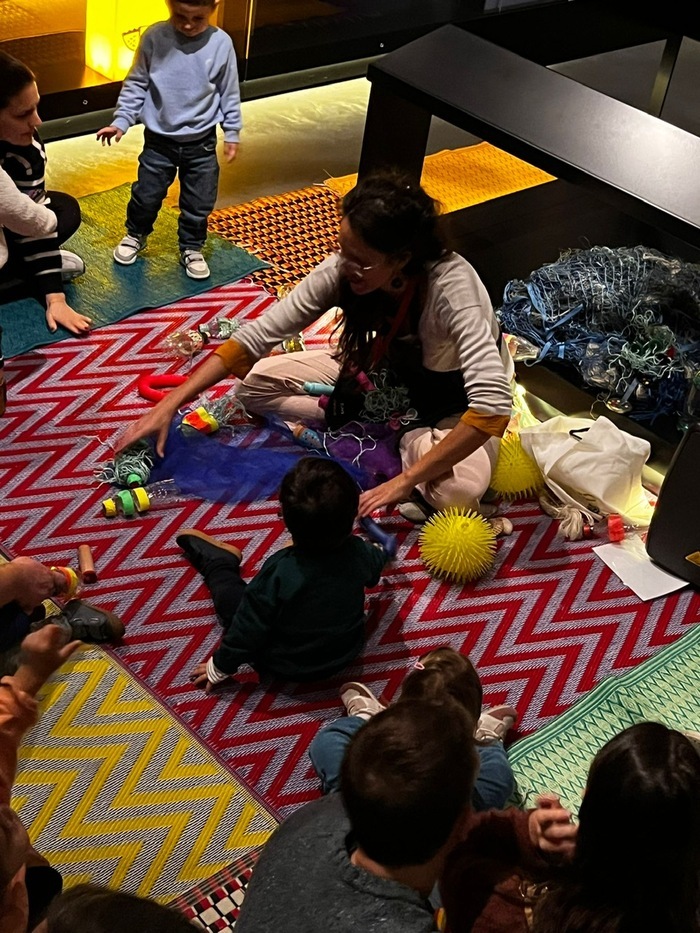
208, 143, 555, 296
324, 142, 555, 212
209, 185, 342, 297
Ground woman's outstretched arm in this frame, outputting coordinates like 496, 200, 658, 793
116, 351, 232, 456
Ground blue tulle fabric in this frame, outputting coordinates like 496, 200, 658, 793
147, 416, 403, 502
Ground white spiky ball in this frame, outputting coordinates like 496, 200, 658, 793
419, 507, 497, 584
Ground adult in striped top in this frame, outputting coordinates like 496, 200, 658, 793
0, 51, 91, 336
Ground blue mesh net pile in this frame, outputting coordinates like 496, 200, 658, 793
497, 245, 700, 422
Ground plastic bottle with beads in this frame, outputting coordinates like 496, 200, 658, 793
198, 318, 239, 341
102, 480, 193, 517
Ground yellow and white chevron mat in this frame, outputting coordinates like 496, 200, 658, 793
11, 646, 277, 902
324, 141, 555, 214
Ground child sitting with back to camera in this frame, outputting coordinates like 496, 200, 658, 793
309, 646, 518, 811
183, 457, 390, 690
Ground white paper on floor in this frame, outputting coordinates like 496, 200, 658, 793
593, 535, 688, 601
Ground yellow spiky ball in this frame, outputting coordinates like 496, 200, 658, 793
490, 432, 544, 500
419, 508, 497, 584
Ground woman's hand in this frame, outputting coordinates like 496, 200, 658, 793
96, 126, 124, 146
358, 473, 415, 517
117, 397, 178, 457
45, 295, 92, 335
117, 352, 235, 456
528, 794, 577, 861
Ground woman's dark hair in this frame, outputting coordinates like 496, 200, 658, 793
398, 646, 482, 721
341, 170, 445, 274
0, 51, 35, 110
45, 883, 197, 933
280, 456, 359, 552
334, 171, 446, 372
532, 722, 700, 933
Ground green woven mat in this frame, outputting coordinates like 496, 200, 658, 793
1, 183, 267, 358
508, 624, 700, 813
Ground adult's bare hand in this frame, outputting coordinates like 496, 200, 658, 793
1, 557, 60, 612
358, 473, 414, 518
117, 400, 176, 458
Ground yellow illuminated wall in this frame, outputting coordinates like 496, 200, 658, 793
85, 0, 166, 81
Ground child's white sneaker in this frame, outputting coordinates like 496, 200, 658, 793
340, 682, 386, 719
181, 249, 210, 280
60, 249, 86, 281
475, 704, 518, 745
114, 234, 146, 265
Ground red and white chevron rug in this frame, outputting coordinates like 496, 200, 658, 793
2, 279, 698, 820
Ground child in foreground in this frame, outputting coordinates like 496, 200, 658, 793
0, 625, 82, 932
97, 0, 241, 281
40, 883, 197, 933
309, 645, 518, 811
183, 457, 390, 689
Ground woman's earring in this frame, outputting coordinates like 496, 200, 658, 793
391, 276, 405, 290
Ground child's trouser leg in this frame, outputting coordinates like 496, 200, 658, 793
472, 742, 515, 811
236, 349, 341, 424
177, 129, 219, 250
126, 133, 178, 238
201, 552, 248, 628
308, 716, 366, 794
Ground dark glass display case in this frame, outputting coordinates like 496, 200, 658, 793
0, 0, 549, 128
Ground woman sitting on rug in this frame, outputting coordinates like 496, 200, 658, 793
530, 722, 700, 933
440, 721, 700, 933
118, 171, 514, 520
0, 51, 91, 335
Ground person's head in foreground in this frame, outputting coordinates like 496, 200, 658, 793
334, 171, 446, 368
280, 456, 359, 553
398, 646, 483, 722
0, 51, 40, 147
340, 698, 477, 884
39, 883, 197, 933
532, 721, 700, 933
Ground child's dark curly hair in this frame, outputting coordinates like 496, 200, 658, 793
280, 457, 359, 553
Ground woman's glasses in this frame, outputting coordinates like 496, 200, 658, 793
334, 249, 380, 280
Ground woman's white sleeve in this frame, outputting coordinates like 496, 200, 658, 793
0, 167, 57, 239
234, 256, 341, 360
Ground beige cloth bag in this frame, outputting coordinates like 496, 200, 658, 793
519, 415, 655, 527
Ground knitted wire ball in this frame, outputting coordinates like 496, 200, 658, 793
419, 508, 497, 584
490, 432, 544, 500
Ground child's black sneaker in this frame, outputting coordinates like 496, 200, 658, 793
41, 600, 125, 644
176, 528, 242, 575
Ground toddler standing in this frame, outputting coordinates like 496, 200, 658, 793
97, 0, 241, 280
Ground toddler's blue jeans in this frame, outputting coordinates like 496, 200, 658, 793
309, 714, 515, 811
126, 128, 219, 251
